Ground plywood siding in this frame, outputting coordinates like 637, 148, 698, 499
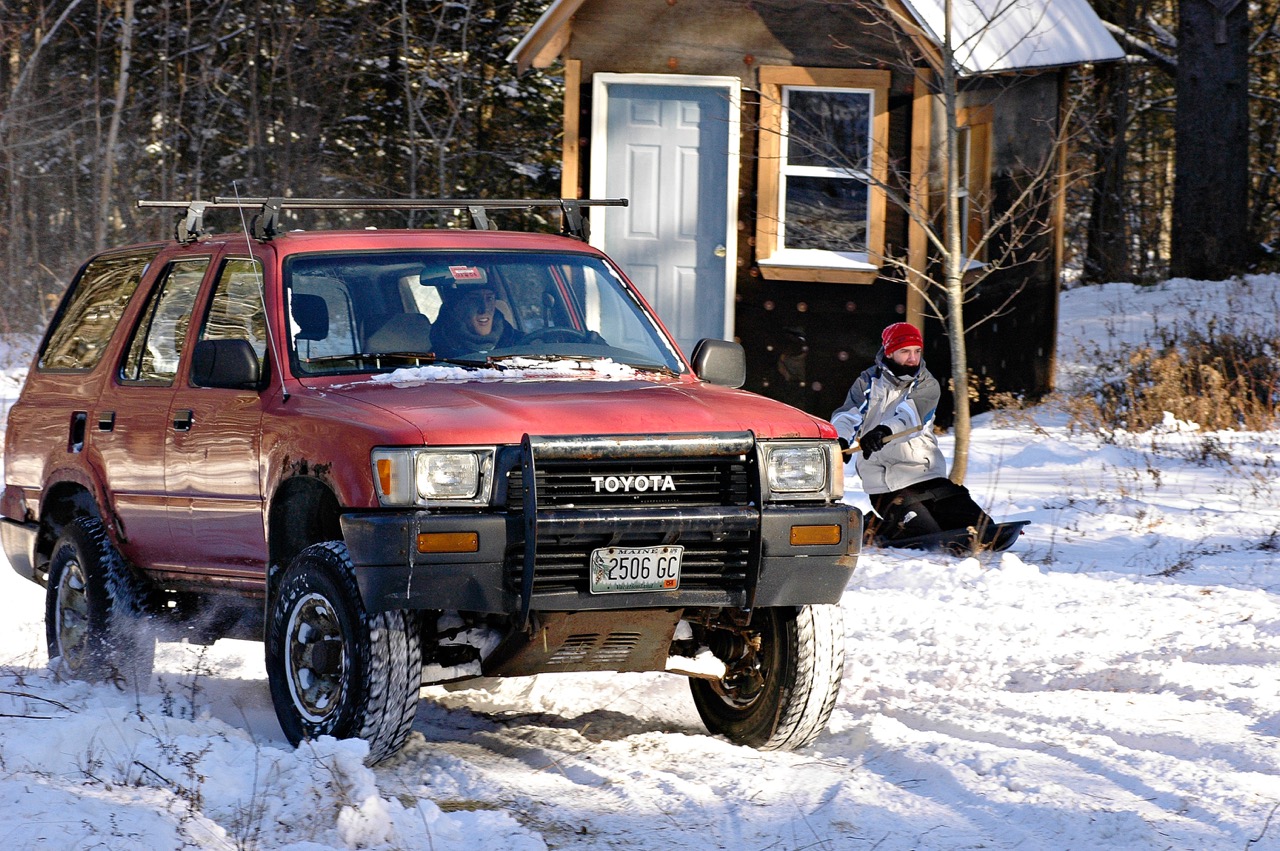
558, 0, 1066, 420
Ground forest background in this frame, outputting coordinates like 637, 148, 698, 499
1, 0, 1277, 335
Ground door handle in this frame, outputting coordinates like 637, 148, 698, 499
713, 244, 727, 258
172, 409, 194, 431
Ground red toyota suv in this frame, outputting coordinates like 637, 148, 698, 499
1, 198, 860, 762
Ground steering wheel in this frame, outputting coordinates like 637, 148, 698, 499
520, 327, 599, 345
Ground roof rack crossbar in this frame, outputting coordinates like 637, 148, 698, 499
138, 197, 627, 241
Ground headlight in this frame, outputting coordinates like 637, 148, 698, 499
371, 447, 495, 506
761, 441, 843, 501
418, 452, 479, 499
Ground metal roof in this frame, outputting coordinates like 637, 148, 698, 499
900, 0, 1125, 75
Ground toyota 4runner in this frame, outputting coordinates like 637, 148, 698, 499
1, 198, 860, 762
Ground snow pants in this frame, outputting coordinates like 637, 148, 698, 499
869, 477, 994, 541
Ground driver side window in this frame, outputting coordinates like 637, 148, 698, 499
198, 258, 269, 375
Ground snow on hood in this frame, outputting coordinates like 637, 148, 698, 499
323, 357, 828, 444
366, 356, 641, 385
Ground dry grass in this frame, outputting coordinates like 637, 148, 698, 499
1066, 317, 1280, 434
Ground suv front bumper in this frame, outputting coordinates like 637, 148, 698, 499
343, 502, 860, 614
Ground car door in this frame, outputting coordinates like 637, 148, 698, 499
163, 256, 269, 591
93, 256, 211, 570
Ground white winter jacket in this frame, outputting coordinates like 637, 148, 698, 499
830, 351, 946, 494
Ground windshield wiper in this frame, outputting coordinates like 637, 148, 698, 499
300, 352, 493, 368
486, 353, 603, 367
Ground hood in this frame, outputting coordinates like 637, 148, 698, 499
312, 373, 833, 445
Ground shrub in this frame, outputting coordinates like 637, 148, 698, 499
1070, 316, 1280, 433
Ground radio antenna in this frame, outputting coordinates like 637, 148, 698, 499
233, 182, 290, 402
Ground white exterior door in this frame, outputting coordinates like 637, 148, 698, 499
590, 74, 740, 355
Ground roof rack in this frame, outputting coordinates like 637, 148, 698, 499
136, 197, 628, 244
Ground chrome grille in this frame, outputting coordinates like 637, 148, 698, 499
510, 432, 761, 612
506, 458, 751, 510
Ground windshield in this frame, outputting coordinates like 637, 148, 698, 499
283, 250, 685, 377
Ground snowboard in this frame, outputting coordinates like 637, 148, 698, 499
871, 520, 1029, 555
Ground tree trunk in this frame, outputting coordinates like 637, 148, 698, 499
96, 0, 135, 250
1171, 0, 1249, 279
1083, 0, 1137, 285
940, 0, 971, 484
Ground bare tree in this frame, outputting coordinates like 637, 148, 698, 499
96, 0, 135, 250
0, 0, 559, 326
1, 0, 89, 324
1081, 0, 1280, 283
849, 0, 1080, 482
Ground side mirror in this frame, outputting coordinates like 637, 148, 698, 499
192, 339, 262, 389
690, 338, 746, 388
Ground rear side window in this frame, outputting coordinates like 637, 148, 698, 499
39, 247, 161, 371
120, 258, 210, 384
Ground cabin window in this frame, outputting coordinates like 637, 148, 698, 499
756, 67, 890, 284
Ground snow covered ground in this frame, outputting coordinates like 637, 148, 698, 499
1, 276, 1279, 850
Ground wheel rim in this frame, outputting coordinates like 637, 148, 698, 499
55, 558, 91, 668
284, 592, 348, 724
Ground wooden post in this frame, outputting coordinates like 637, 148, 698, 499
561, 59, 582, 198
907, 67, 932, 328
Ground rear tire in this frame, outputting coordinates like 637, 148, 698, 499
265, 541, 423, 764
690, 604, 845, 750
45, 515, 155, 686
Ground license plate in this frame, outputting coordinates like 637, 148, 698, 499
589, 545, 683, 594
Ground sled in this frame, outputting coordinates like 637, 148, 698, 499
870, 520, 1029, 555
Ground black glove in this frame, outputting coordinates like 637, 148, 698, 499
838, 436, 850, 453
859, 425, 892, 459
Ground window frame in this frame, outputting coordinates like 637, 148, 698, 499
755, 67, 891, 284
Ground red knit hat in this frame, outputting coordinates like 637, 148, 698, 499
881, 322, 923, 355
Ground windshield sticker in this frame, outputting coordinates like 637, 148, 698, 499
448, 266, 485, 281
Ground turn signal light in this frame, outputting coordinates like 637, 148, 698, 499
790, 525, 842, 546
376, 458, 394, 496
416, 532, 479, 554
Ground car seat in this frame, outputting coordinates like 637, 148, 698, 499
367, 313, 432, 353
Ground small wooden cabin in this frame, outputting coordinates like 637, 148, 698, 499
511, 0, 1122, 420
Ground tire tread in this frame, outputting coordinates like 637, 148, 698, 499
267, 541, 422, 764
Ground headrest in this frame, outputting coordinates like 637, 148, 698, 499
291, 293, 329, 341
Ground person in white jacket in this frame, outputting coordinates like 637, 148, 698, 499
831, 322, 993, 545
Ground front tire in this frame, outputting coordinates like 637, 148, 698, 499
690, 604, 846, 750
45, 515, 155, 686
265, 541, 423, 764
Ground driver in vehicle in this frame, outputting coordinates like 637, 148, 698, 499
432, 284, 518, 356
